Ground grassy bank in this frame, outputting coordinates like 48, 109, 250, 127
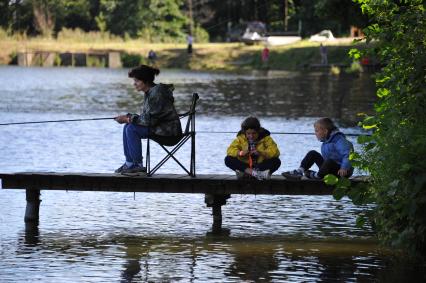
0, 36, 366, 71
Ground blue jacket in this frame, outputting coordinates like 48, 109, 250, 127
321, 130, 353, 170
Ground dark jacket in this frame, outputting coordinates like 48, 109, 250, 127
130, 83, 182, 136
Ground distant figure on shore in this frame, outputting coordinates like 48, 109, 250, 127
147, 50, 157, 66
261, 46, 270, 65
187, 34, 193, 55
320, 43, 328, 65
225, 116, 281, 180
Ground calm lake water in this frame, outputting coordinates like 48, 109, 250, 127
0, 66, 424, 282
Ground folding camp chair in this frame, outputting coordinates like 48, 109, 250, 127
145, 93, 199, 177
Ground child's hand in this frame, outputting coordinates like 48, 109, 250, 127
337, 168, 349, 177
239, 150, 249, 157
114, 115, 130, 124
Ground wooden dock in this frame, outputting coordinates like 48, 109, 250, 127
0, 172, 366, 233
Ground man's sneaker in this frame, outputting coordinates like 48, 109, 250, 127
121, 164, 147, 175
304, 170, 321, 179
114, 163, 129, 174
235, 170, 245, 180
253, 169, 271, 180
282, 169, 303, 180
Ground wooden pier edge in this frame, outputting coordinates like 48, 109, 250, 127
0, 172, 367, 233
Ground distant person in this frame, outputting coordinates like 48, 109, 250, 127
261, 46, 270, 64
320, 43, 328, 65
282, 118, 354, 180
187, 34, 193, 55
147, 49, 157, 65
114, 65, 182, 174
225, 117, 281, 180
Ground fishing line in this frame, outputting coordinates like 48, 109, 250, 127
0, 118, 370, 136
197, 131, 369, 137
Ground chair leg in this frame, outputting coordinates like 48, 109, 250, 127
190, 132, 195, 177
149, 136, 192, 176
146, 138, 151, 176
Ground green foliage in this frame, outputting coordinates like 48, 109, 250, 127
86, 55, 106, 68
95, 12, 107, 33
57, 28, 122, 42
345, 61, 363, 74
193, 25, 209, 43
53, 54, 61, 66
1, 0, 370, 41
339, 0, 426, 256
121, 53, 145, 68
99, 0, 188, 42
8, 51, 18, 65
0, 27, 8, 40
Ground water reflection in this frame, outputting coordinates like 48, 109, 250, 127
23, 222, 40, 247
226, 242, 279, 282
120, 237, 150, 283
0, 67, 376, 125
179, 71, 376, 125
11, 231, 420, 282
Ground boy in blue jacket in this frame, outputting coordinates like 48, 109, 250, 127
282, 118, 354, 180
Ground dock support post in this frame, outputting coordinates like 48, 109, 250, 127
25, 189, 41, 223
205, 194, 230, 234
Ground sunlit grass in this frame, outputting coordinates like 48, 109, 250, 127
0, 29, 368, 71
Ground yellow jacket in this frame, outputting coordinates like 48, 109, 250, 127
226, 129, 280, 164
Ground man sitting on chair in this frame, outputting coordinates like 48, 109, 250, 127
114, 65, 182, 174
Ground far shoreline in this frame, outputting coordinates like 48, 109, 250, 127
0, 37, 373, 73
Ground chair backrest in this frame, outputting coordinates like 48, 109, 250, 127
150, 93, 199, 146
183, 93, 199, 135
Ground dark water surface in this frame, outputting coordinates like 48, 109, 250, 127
1, 66, 424, 282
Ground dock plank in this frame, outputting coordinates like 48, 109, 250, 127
0, 172, 367, 195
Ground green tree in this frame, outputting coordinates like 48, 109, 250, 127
143, 0, 188, 41
99, 0, 188, 41
338, 1, 426, 256
314, 0, 368, 34
55, 0, 97, 32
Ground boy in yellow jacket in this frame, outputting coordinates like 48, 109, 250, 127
225, 117, 281, 180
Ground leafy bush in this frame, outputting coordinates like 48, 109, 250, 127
57, 28, 122, 43
0, 28, 8, 40
121, 53, 145, 68
193, 25, 209, 43
339, 1, 426, 257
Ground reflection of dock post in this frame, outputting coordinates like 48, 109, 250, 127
24, 222, 40, 246
205, 194, 230, 234
25, 189, 41, 223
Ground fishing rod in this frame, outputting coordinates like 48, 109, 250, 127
0, 118, 370, 136
0, 117, 114, 126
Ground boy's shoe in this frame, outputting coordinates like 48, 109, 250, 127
304, 170, 321, 180
235, 170, 245, 180
120, 164, 147, 175
114, 163, 129, 174
253, 169, 271, 180
282, 169, 303, 180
